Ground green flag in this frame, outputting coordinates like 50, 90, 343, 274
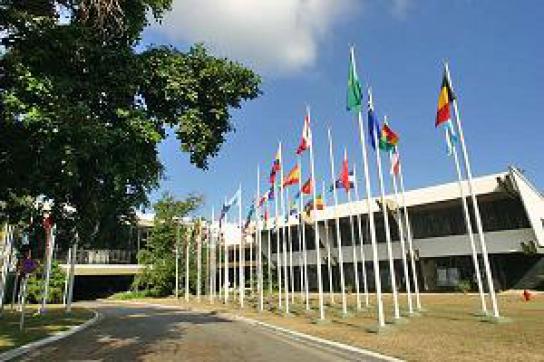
347, 47, 363, 112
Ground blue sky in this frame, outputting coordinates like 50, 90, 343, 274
141, 0, 543, 217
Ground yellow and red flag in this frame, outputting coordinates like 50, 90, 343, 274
436, 70, 456, 127
269, 146, 281, 184
301, 178, 312, 195
283, 165, 300, 187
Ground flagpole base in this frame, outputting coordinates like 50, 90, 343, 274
480, 315, 512, 324
389, 317, 409, 325
366, 324, 392, 334
471, 310, 489, 317
311, 318, 330, 325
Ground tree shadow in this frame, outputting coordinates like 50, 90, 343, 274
16, 303, 233, 361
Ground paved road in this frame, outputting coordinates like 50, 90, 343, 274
15, 301, 382, 362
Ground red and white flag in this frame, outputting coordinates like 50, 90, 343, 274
390, 151, 400, 176
296, 112, 312, 155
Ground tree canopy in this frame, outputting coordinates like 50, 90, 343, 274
0, 0, 261, 246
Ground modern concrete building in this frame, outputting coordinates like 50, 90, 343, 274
249, 167, 544, 292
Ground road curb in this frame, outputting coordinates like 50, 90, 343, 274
109, 300, 402, 362
0, 308, 102, 361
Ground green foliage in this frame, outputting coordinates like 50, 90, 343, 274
109, 290, 152, 300
132, 194, 205, 297
0, 1, 261, 246
26, 261, 66, 304
457, 279, 472, 294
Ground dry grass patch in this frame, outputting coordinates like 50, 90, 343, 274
0, 305, 94, 353
123, 292, 544, 361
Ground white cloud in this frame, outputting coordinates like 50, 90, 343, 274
148, 0, 358, 75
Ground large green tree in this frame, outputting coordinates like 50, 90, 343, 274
133, 193, 203, 296
0, 0, 261, 246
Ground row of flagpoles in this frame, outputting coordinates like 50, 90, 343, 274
205, 46, 501, 327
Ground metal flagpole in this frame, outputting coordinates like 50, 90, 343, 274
224, 196, 229, 304
185, 224, 191, 303
371, 105, 400, 320
175, 224, 180, 299
239, 186, 244, 308
218, 224, 223, 302
279, 143, 290, 314
40, 223, 56, 314
250, 217, 254, 298
0, 224, 12, 312
197, 219, 202, 302
63, 247, 71, 307
66, 235, 78, 313
308, 108, 324, 320
448, 126, 488, 314
322, 181, 335, 305
207, 221, 211, 302
287, 189, 295, 304
388, 145, 414, 315
267, 203, 272, 297
327, 127, 347, 316
257, 165, 264, 311
353, 166, 370, 308
273, 165, 282, 310
298, 158, 310, 310
356, 87, 385, 327
344, 149, 361, 311
210, 208, 216, 303
445, 62, 499, 318
395, 148, 421, 311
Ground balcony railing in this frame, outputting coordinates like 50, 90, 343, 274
60, 249, 137, 264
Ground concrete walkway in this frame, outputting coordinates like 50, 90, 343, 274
14, 301, 385, 361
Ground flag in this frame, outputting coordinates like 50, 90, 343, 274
379, 124, 399, 151
269, 147, 281, 184
436, 70, 456, 127
390, 150, 400, 176
301, 177, 312, 195
296, 112, 312, 154
340, 153, 351, 192
283, 165, 300, 187
244, 204, 255, 228
445, 120, 458, 156
289, 199, 298, 215
329, 171, 355, 192
347, 47, 363, 112
304, 195, 325, 215
367, 89, 380, 149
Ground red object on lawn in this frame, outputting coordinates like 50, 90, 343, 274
523, 289, 532, 301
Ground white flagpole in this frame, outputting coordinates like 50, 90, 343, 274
371, 106, 400, 320
450, 134, 487, 314
0, 224, 12, 312
218, 222, 222, 302
62, 247, 71, 307
295, 189, 304, 303
308, 108, 324, 321
197, 220, 202, 302
185, 225, 191, 303
250, 220, 254, 298
351, 47, 385, 328
175, 223, 180, 299
210, 208, 216, 303
388, 146, 414, 315
40, 224, 56, 314
239, 186, 244, 308
287, 189, 295, 304
273, 153, 282, 310
327, 127, 347, 316
344, 148, 361, 311
207, 221, 211, 302
257, 165, 264, 311
445, 62, 499, 318
322, 181, 335, 305
396, 149, 421, 311
352, 166, 370, 308
66, 235, 77, 312
223, 197, 229, 304
298, 158, 310, 310
279, 143, 290, 314
267, 202, 272, 297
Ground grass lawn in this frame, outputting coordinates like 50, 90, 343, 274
116, 292, 544, 361
0, 304, 94, 353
